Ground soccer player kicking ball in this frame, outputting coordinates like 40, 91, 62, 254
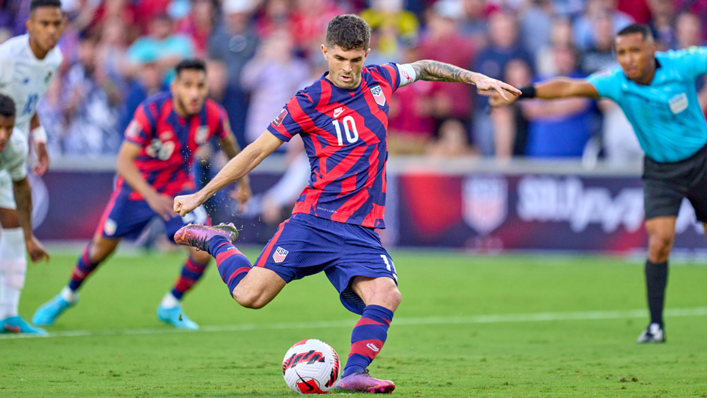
485, 23, 707, 344
0, 0, 64, 334
33, 60, 251, 330
0, 95, 50, 334
172, 15, 518, 393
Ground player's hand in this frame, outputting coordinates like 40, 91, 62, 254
479, 89, 519, 107
174, 192, 205, 217
26, 236, 50, 263
230, 177, 252, 212
147, 192, 176, 221
472, 74, 521, 101
33, 142, 50, 176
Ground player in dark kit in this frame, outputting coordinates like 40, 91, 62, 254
173, 15, 518, 393
33, 60, 251, 330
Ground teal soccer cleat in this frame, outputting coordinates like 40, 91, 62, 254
157, 305, 199, 330
32, 294, 76, 326
1, 316, 47, 335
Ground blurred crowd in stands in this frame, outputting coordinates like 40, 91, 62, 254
1, 0, 706, 162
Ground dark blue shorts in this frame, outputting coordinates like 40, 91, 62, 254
96, 190, 208, 243
254, 213, 397, 315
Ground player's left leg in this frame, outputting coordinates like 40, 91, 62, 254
0, 205, 45, 335
638, 216, 676, 343
175, 214, 336, 309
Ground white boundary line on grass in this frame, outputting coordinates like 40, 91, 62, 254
2, 307, 706, 340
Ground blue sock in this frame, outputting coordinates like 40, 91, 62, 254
343, 305, 394, 377
208, 236, 252, 295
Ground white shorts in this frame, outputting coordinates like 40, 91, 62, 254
0, 170, 15, 210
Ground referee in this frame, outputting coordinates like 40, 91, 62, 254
486, 23, 707, 343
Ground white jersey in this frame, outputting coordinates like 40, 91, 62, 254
0, 128, 29, 182
0, 34, 62, 138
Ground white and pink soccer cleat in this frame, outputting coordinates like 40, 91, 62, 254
335, 369, 395, 394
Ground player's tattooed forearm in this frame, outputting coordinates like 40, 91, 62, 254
411, 60, 477, 84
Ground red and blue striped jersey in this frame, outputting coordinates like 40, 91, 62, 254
120, 92, 231, 200
268, 63, 414, 229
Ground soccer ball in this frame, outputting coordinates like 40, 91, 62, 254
282, 339, 340, 394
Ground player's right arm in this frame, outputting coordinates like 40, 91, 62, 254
116, 141, 174, 221
485, 78, 600, 107
174, 131, 284, 216
12, 176, 49, 263
5, 135, 49, 263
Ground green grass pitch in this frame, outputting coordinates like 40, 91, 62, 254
2, 249, 707, 397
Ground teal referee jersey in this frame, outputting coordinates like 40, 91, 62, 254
588, 48, 707, 163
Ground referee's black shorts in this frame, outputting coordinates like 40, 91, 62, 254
643, 144, 707, 222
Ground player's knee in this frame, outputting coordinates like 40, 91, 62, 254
648, 231, 674, 261
387, 288, 402, 311
368, 284, 402, 312
88, 242, 107, 262
233, 287, 269, 309
88, 238, 117, 263
234, 295, 268, 309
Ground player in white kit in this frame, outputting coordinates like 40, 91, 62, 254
0, 94, 50, 333
0, 0, 63, 334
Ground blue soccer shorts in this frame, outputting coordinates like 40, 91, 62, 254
95, 190, 209, 243
253, 213, 398, 315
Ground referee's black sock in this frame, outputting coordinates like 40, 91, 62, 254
645, 260, 668, 326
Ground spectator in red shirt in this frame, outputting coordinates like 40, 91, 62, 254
255, 0, 294, 38
176, 0, 217, 58
617, 0, 651, 24
388, 46, 435, 155
134, 0, 172, 34
290, 0, 344, 58
419, 1, 475, 129
90, 0, 137, 36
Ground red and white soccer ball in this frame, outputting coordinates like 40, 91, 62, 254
282, 339, 340, 394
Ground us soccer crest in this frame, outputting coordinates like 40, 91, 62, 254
195, 126, 208, 144
463, 176, 508, 235
273, 247, 289, 263
104, 219, 117, 236
370, 86, 385, 106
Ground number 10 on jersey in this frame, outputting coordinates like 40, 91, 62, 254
332, 116, 359, 145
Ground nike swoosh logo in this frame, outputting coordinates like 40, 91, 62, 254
297, 371, 314, 392
4, 325, 21, 333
